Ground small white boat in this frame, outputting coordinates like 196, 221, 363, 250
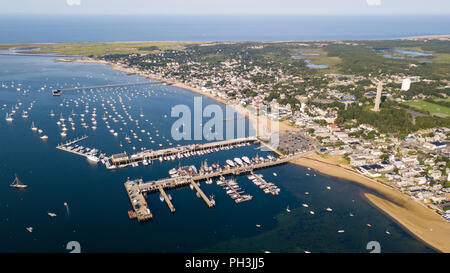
10, 174, 27, 189
5, 113, 13, 122
338, 230, 345, 233
87, 155, 99, 163
31, 122, 37, 131
26, 227, 33, 233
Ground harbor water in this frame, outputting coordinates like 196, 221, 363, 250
0, 53, 435, 253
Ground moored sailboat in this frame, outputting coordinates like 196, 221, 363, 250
10, 174, 27, 189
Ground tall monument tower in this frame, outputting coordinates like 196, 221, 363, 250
372, 81, 382, 112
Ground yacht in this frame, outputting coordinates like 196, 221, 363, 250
226, 159, 235, 167
233, 157, 244, 166
242, 156, 251, 164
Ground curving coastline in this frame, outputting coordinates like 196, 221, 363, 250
59, 57, 450, 253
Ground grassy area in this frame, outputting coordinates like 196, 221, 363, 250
0, 41, 200, 56
305, 51, 342, 73
407, 100, 450, 117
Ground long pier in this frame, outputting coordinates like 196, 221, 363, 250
56, 136, 90, 158
158, 185, 176, 213
124, 150, 313, 221
57, 135, 88, 147
124, 180, 153, 222
190, 179, 214, 208
107, 136, 258, 169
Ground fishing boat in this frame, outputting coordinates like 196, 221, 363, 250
10, 174, 27, 189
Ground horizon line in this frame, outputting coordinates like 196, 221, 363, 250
1, 12, 450, 16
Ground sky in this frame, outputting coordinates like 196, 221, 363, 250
1, 0, 449, 15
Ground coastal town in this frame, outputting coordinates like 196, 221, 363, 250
90, 40, 450, 221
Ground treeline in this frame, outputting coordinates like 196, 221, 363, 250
335, 104, 450, 136
323, 40, 450, 79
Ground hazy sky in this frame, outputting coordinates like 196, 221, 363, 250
1, 0, 450, 15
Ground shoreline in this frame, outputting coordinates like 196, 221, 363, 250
59, 57, 450, 253
292, 154, 450, 253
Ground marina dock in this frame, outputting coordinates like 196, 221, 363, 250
124, 180, 153, 222
124, 151, 313, 222
158, 185, 176, 213
56, 135, 105, 163
190, 179, 214, 208
106, 136, 258, 169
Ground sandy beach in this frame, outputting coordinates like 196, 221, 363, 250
60, 57, 450, 252
293, 154, 450, 253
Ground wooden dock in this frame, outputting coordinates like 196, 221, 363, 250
124, 180, 153, 222
57, 135, 88, 147
190, 179, 214, 208
107, 136, 258, 169
158, 185, 175, 213
56, 136, 91, 158
124, 150, 314, 222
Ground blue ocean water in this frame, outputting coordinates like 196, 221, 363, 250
0, 15, 448, 43
0, 52, 436, 253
